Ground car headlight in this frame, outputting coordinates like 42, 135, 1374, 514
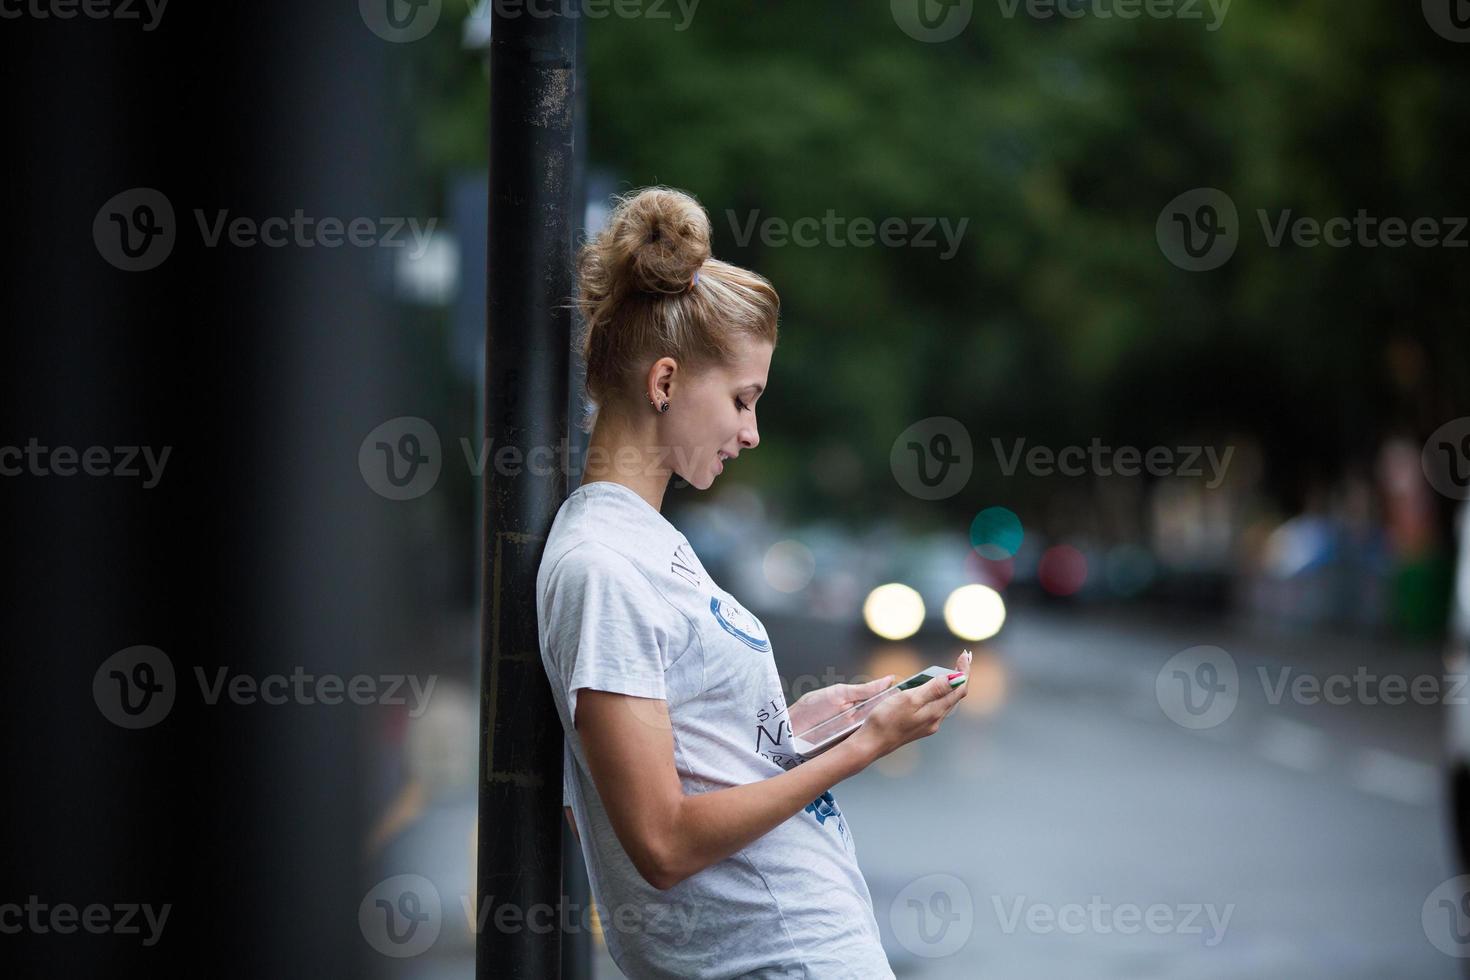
943, 584, 1006, 642
863, 583, 925, 640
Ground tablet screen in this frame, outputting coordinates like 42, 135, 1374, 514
793, 668, 941, 747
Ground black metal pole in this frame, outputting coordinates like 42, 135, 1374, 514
559, 22, 595, 979
478, 5, 581, 979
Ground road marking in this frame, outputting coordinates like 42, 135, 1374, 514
1352, 748, 1438, 807
1256, 717, 1329, 773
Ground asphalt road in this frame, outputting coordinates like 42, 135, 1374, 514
373, 604, 1462, 978
779, 605, 1460, 979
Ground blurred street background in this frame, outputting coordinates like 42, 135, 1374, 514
4, 0, 1470, 977
361, 1, 1469, 975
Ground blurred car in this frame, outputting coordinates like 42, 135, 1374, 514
858, 531, 1008, 644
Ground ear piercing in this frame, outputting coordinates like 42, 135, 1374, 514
649, 395, 670, 413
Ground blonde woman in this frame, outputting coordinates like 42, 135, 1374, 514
536, 186, 971, 979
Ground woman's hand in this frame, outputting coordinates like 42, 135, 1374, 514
847, 649, 972, 764
787, 674, 896, 735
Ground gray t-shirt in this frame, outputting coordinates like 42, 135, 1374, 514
536, 480, 894, 979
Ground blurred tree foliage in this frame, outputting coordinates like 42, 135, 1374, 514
414, 1, 1470, 533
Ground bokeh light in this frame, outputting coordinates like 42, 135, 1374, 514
970, 506, 1024, 560
862, 583, 926, 640
1038, 545, 1088, 596
763, 539, 816, 593
943, 584, 1007, 641
1104, 543, 1156, 598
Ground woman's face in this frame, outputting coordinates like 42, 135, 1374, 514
661, 336, 772, 491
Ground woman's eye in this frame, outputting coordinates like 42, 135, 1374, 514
735, 398, 750, 412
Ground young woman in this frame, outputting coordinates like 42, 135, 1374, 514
535, 186, 971, 979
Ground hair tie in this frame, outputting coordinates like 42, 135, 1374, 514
689, 269, 701, 290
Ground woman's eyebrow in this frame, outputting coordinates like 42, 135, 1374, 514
742, 383, 764, 394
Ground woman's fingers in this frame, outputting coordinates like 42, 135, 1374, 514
859, 674, 896, 697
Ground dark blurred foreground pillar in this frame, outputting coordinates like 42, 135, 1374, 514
478, 5, 582, 979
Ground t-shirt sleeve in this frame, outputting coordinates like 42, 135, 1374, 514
543, 543, 678, 727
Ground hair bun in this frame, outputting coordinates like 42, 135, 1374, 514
605, 186, 712, 295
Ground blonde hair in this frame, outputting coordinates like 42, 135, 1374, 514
574, 185, 779, 432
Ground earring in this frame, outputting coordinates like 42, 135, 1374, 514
649, 395, 670, 413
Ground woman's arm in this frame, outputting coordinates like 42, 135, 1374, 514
575, 670, 967, 891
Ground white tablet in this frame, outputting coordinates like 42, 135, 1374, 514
791, 664, 958, 759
